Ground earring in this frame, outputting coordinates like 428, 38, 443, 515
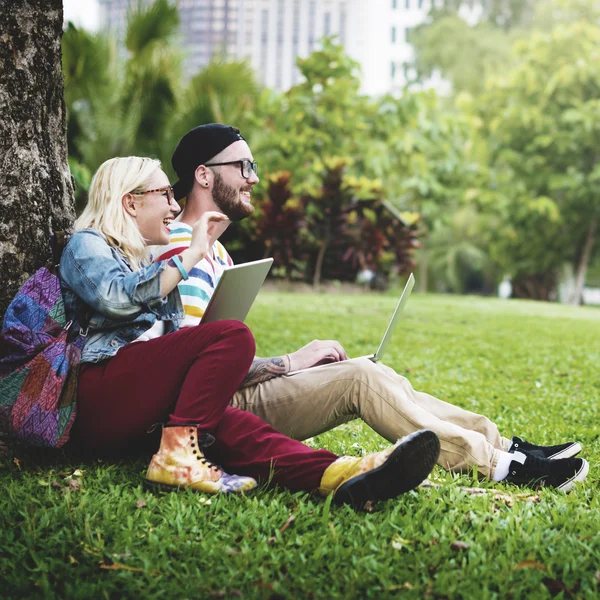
204, 182, 209, 187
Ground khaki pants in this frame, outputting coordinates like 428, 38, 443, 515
232, 358, 511, 479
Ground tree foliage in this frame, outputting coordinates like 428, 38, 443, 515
410, 15, 513, 96
60, 0, 600, 299
246, 38, 421, 287
471, 17, 600, 299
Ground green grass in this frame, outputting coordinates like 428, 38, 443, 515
1, 291, 599, 599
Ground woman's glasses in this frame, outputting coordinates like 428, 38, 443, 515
131, 185, 175, 205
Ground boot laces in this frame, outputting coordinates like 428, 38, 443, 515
192, 431, 220, 472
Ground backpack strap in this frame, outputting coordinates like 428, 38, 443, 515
50, 231, 91, 337
50, 230, 72, 269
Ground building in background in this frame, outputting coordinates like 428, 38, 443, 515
97, 0, 241, 69
64, 0, 101, 31
97, 0, 136, 40
97, 0, 482, 95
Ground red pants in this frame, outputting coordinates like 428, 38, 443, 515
71, 321, 337, 491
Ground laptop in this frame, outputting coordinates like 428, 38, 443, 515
201, 258, 273, 324
286, 273, 415, 376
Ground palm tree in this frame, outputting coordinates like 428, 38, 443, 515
121, 0, 183, 163
167, 58, 261, 177
63, 0, 183, 208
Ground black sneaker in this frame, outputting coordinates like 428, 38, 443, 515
334, 430, 441, 509
509, 436, 582, 460
505, 453, 589, 492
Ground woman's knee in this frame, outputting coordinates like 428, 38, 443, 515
199, 320, 256, 357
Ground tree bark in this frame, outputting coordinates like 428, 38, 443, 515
569, 216, 597, 306
313, 237, 328, 292
0, 0, 75, 316
312, 222, 331, 292
418, 243, 428, 293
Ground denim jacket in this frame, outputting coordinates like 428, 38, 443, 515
59, 229, 184, 363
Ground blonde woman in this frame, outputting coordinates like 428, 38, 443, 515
59, 156, 440, 507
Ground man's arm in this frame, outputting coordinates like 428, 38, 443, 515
239, 339, 350, 387
240, 355, 290, 388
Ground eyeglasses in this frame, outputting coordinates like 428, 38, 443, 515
131, 185, 175, 205
205, 159, 259, 180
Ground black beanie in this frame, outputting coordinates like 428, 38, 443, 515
171, 123, 245, 200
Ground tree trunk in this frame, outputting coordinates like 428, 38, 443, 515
0, 0, 75, 316
313, 230, 330, 292
569, 216, 597, 306
418, 244, 428, 293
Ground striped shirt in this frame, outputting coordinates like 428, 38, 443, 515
155, 222, 233, 326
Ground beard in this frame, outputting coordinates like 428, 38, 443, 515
212, 171, 254, 222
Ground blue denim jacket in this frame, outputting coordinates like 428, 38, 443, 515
59, 229, 184, 363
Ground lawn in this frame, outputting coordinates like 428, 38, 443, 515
1, 291, 599, 599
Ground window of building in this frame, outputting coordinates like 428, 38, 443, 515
260, 8, 269, 72
261, 8, 269, 43
292, 0, 300, 47
244, 5, 254, 46
405, 0, 410, 8
308, 1, 316, 52
291, 0, 301, 84
340, 2, 347, 45
391, 61, 396, 79
324, 12, 331, 36
392, 0, 397, 8
391, 26, 396, 43
277, 0, 285, 44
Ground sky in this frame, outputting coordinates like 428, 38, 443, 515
63, 0, 101, 31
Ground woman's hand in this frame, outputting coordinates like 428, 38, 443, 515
188, 211, 230, 261
160, 211, 228, 298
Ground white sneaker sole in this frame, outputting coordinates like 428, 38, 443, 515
549, 442, 582, 460
558, 459, 589, 493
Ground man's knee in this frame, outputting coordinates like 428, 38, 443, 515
343, 357, 383, 381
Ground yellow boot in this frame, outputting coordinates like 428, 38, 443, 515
319, 430, 440, 508
145, 425, 257, 494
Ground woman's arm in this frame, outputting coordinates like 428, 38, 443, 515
60, 230, 170, 320
61, 213, 228, 320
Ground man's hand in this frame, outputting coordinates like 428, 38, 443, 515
287, 340, 348, 372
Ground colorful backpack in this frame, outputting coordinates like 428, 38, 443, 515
0, 233, 86, 448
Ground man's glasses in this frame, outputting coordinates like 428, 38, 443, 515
205, 159, 258, 180
131, 185, 175, 206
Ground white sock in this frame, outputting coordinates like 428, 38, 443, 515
492, 450, 527, 482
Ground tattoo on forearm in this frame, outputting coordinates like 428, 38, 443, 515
240, 356, 287, 388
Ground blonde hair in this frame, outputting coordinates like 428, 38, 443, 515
75, 156, 162, 270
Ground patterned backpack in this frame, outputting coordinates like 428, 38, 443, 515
0, 233, 86, 448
